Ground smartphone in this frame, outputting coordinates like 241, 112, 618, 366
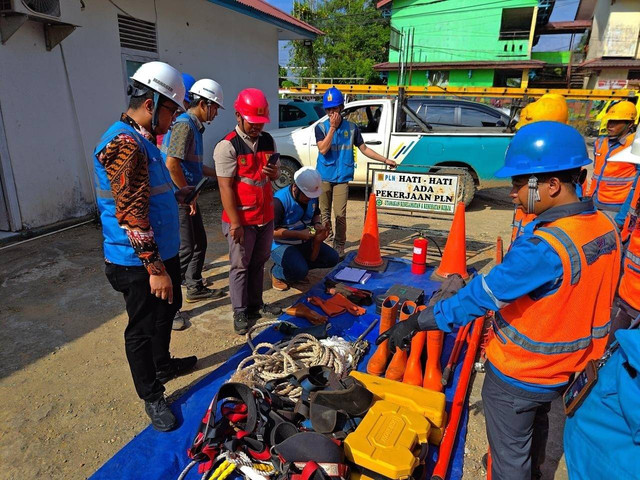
267, 152, 280, 166
563, 359, 598, 416
183, 177, 208, 204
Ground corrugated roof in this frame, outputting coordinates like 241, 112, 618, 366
377, 0, 391, 8
578, 58, 640, 70
539, 20, 591, 34
373, 60, 546, 71
208, 0, 323, 36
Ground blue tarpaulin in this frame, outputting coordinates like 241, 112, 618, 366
92, 254, 471, 480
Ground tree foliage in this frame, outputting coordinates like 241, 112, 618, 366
289, 0, 390, 85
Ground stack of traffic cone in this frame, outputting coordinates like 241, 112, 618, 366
366, 295, 399, 376
385, 300, 416, 380
352, 193, 388, 272
433, 202, 469, 280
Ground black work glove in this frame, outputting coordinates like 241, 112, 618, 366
428, 273, 466, 306
376, 310, 424, 353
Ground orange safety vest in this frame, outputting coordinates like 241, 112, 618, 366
619, 214, 640, 311
510, 208, 536, 244
221, 130, 275, 226
587, 134, 637, 211
487, 210, 621, 385
620, 178, 640, 243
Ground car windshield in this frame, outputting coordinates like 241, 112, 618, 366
313, 105, 325, 117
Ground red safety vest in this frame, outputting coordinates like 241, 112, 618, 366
487, 210, 621, 385
587, 134, 637, 211
221, 130, 275, 226
510, 208, 536, 244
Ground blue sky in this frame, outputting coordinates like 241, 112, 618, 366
273, 0, 581, 67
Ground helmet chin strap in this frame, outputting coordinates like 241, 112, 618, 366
526, 175, 540, 214
151, 92, 161, 134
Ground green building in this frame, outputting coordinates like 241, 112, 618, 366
374, 0, 584, 88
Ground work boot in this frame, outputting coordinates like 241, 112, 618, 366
185, 284, 225, 303
248, 303, 282, 320
271, 274, 290, 292
385, 301, 416, 381
367, 295, 399, 376
172, 310, 187, 331
145, 396, 177, 432
333, 242, 345, 258
156, 356, 198, 384
234, 311, 250, 335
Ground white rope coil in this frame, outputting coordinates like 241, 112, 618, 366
230, 326, 347, 400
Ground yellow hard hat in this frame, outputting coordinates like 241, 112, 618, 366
515, 95, 569, 130
604, 101, 637, 123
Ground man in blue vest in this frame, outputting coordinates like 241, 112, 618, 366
270, 167, 339, 291
316, 87, 397, 257
162, 78, 226, 329
94, 62, 198, 432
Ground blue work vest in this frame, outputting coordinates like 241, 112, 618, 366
93, 121, 179, 266
161, 112, 204, 186
564, 329, 640, 479
272, 186, 317, 251
316, 119, 357, 183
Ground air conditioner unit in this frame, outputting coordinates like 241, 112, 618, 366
0, 0, 77, 50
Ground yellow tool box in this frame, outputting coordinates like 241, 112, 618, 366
349, 372, 446, 429
344, 400, 430, 480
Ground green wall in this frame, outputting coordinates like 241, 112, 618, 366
386, 0, 537, 86
531, 51, 571, 65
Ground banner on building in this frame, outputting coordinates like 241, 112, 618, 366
372, 171, 459, 214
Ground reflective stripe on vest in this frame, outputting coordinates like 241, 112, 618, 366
619, 229, 640, 310
93, 121, 179, 266
621, 180, 640, 242
588, 135, 637, 210
316, 119, 357, 183
220, 130, 275, 226
486, 210, 621, 385
272, 186, 317, 250
160, 112, 204, 186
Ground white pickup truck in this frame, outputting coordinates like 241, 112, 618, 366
270, 97, 514, 205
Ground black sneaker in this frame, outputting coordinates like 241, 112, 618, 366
234, 311, 250, 335
144, 396, 177, 432
185, 284, 225, 303
156, 356, 198, 384
247, 303, 282, 320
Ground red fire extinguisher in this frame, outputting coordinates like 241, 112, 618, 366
412, 237, 428, 274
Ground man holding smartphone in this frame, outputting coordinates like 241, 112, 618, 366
316, 87, 397, 257
213, 88, 282, 334
162, 79, 226, 330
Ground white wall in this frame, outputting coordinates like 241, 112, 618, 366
0, 0, 279, 230
588, 0, 640, 60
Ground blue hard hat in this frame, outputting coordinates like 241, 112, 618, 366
495, 121, 591, 178
181, 73, 196, 102
323, 87, 344, 109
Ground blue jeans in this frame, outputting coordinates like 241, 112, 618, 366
271, 241, 340, 283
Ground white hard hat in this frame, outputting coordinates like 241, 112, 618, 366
294, 166, 322, 198
130, 61, 186, 110
609, 136, 640, 165
190, 79, 225, 109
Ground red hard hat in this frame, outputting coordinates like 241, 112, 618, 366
234, 88, 270, 124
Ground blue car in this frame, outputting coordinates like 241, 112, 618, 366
278, 100, 325, 128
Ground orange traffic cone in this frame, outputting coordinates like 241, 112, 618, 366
403, 305, 427, 386
367, 295, 399, 376
385, 300, 416, 381
433, 202, 469, 280
423, 330, 444, 391
352, 194, 387, 271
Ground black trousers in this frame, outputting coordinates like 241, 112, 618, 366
105, 255, 182, 401
482, 363, 560, 480
179, 204, 208, 290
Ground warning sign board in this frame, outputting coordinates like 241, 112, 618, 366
372, 171, 459, 214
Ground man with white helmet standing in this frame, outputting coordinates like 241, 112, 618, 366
270, 167, 339, 291
162, 79, 226, 323
94, 61, 197, 432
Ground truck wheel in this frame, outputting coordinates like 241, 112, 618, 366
272, 157, 300, 191
436, 167, 476, 207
